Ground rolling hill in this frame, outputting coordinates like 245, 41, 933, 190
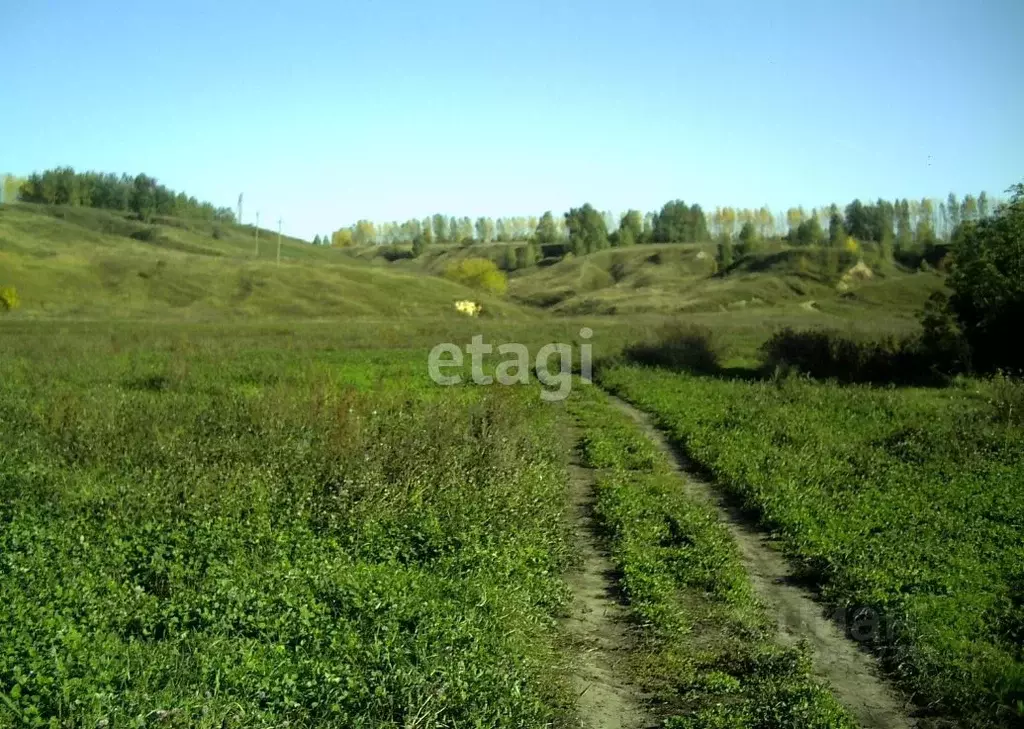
0, 203, 528, 320
343, 238, 945, 324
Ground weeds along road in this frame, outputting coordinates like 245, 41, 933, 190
601, 393, 916, 729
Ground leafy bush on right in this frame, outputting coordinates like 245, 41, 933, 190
944, 183, 1024, 372
760, 328, 934, 385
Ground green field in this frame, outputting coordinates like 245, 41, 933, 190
569, 387, 857, 728
0, 326, 576, 727
1, 196, 1021, 728
599, 365, 1024, 726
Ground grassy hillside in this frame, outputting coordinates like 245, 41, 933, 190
344, 240, 945, 328
507, 243, 945, 316
0, 204, 527, 319
1, 202, 945, 357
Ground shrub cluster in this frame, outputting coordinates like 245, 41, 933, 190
759, 328, 939, 385
443, 257, 508, 296
623, 323, 723, 375
0, 285, 19, 311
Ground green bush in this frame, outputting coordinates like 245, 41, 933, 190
0, 285, 20, 311
624, 322, 723, 374
759, 327, 940, 384
443, 257, 508, 296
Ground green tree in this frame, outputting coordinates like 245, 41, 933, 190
844, 199, 869, 240
619, 210, 643, 244
880, 230, 894, 261
449, 216, 459, 243
432, 214, 447, 243
876, 199, 895, 242
565, 204, 608, 255
895, 199, 913, 253
961, 194, 979, 223
948, 193, 961, 231
352, 220, 376, 246
716, 236, 734, 270
736, 221, 759, 255
944, 183, 1024, 371
691, 203, 710, 241
1, 174, 25, 204
130, 173, 157, 221
313, 234, 322, 246
916, 198, 936, 246
642, 212, 655, 241
602, 210, 617, 236
475, 217, 494, 243
412, 233, 427, 257
495, 218, 510, 241
534, 211, 559, 244
517, 242, 538, 268
502, 245, 517, 271
785, 207, 805, 236
978, 191, 990, 219
331, 229, 354, 247
794, 217, 825, 247
653, 200, 708, 242
827, 205, 845, 247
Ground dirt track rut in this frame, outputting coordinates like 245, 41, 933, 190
564, 426, 652, 729
607, 395, 918, 729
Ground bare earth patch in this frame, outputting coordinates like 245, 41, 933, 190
563, 426, 653, 729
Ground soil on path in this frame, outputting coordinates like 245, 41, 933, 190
563, 425, 653, 729
607, 395, 920, 729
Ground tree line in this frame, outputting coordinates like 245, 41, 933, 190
2, 168, 997, 263
9, 167, 237, 223
760, 184, 1022, 377
324, 192, 998, 262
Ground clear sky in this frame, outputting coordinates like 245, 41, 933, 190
2, 0, 1022, 240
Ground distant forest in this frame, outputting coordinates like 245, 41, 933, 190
322, 193, 1000, 262
5, 168, 236, 223
1, 168, 1001, 263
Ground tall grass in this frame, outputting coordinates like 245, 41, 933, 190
0, 331, 574, 727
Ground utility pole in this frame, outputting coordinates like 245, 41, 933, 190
255, 211, 260, 257
237, 193, 243, 225
277, 218, 282, 265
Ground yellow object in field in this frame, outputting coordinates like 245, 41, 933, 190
455, 300, 482, 316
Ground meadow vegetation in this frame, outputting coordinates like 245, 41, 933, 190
0, 176, 1020, 728
598, 365, 1024, 727
0, 327, 575, 727
569, 387, 857, 728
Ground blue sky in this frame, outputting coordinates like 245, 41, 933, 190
2, 0, 1022, 240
